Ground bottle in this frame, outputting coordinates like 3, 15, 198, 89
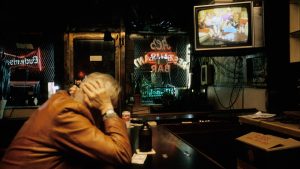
138, 122, 152, 152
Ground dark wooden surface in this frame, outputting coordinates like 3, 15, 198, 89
161, 122, 245, 169
0, 119, 225, 169
127, 125, 225, 169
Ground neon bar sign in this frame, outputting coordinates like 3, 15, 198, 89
142, 87, 175, 97
3, 48, 42, 71
141, 87, 175, 104
144, 51, 178, 64
134, 37, 188, 72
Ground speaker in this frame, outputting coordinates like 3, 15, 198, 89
201, 64, 214, 86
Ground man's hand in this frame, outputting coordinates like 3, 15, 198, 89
81, 79, 114, 114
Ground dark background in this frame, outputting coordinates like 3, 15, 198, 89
0, 0, 297, 112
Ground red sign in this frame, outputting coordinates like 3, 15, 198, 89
144, 51, 178, 64
4, 48, 42, 71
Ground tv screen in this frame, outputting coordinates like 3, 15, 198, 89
194, 1, 253, 51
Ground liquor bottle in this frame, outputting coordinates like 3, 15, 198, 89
138, 122, 152, 152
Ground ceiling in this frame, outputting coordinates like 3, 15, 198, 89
0, 0, 211, 33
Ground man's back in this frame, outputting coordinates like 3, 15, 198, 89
0, 91, 132, 169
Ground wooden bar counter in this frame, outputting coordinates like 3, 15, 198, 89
126, 125, 225, 169
238, 115, 300, 139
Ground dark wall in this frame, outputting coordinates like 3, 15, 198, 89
0, 0, 293, 112
264, 0, 290, 113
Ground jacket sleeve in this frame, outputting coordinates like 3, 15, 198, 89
51, 111, 132, 165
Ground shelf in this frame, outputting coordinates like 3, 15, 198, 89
290, 30, 300, 38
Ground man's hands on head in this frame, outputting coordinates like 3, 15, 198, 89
68, 85, 78, 96
81, 79, 114, 115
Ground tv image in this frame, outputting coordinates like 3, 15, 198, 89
194, 1, 254, 51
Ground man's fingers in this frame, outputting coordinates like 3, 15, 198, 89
81, 80, 113, 110
95, 79, 104, 88
82, 82, 107, 99
84, 95, 93, 107
82, 84, 96, 98
82, 82, 95, 92
89, 80, 98, 89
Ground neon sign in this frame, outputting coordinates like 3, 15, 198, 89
150, 37, 171, 51
7, 56, 39, 66
3, 48, 42, 71
134, 37, 188, 72
141, 87, 175, 104
144, 51, 178, 64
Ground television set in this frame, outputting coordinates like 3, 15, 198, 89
194, 1, 254, 51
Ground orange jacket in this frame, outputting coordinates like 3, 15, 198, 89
0, 91, 132, 169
